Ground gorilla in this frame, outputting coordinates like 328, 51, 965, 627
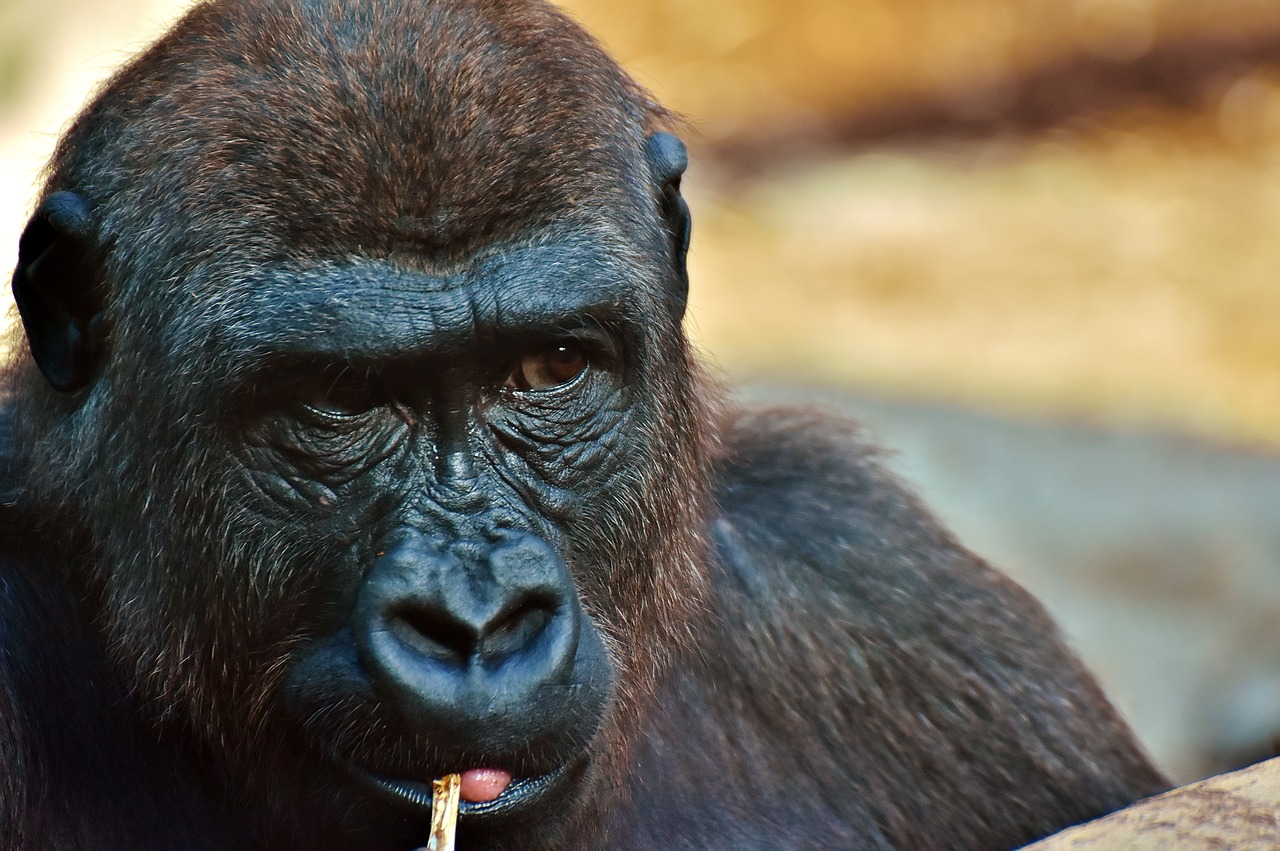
0, 0, 1166, 848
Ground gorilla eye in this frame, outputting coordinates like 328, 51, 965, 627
300, 368, 381, 420
504, 344, 588, 392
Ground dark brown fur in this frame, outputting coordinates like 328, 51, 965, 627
1, 1, 1166, 848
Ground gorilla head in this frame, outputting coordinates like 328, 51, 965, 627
10, 0, 707, 845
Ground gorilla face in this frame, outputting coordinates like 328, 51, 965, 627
256, 245, 646, 828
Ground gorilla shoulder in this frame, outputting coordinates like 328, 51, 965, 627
611, 406, 1166, 850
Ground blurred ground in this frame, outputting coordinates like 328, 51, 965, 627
5, 0, 1280, 784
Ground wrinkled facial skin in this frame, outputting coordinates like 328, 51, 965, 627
260, 251, 629, 774
243, 242, 644, 828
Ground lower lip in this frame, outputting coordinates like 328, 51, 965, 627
355, 765, 568, 820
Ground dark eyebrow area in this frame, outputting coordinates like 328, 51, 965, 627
216, 240, 635, 369
212, 265, 633, 393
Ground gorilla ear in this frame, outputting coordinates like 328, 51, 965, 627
12, 191, 107, 392
644, 132, 691, 318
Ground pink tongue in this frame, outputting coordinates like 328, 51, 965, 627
459, 768, 513, 803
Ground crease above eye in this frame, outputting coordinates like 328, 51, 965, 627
302, 399, 369, 423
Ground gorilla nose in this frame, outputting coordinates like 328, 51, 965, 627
387, 571, 555, 669
353, 529, 584, 744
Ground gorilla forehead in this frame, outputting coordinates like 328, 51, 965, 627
59, 0, 667, 259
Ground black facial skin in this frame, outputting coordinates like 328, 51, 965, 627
182, 231, 681, 845
246, 245, 637, 816
0, 2, 1167, 850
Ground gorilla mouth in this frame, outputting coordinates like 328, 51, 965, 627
350, 761, 571, 821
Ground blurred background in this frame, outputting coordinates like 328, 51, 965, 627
4, 0, 1280, 784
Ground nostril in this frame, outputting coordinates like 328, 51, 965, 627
383, 594, 560, 668
482, 599, 555, 661
387, 605, 478, 666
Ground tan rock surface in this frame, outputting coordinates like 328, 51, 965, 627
1024, 757, 1280, 849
